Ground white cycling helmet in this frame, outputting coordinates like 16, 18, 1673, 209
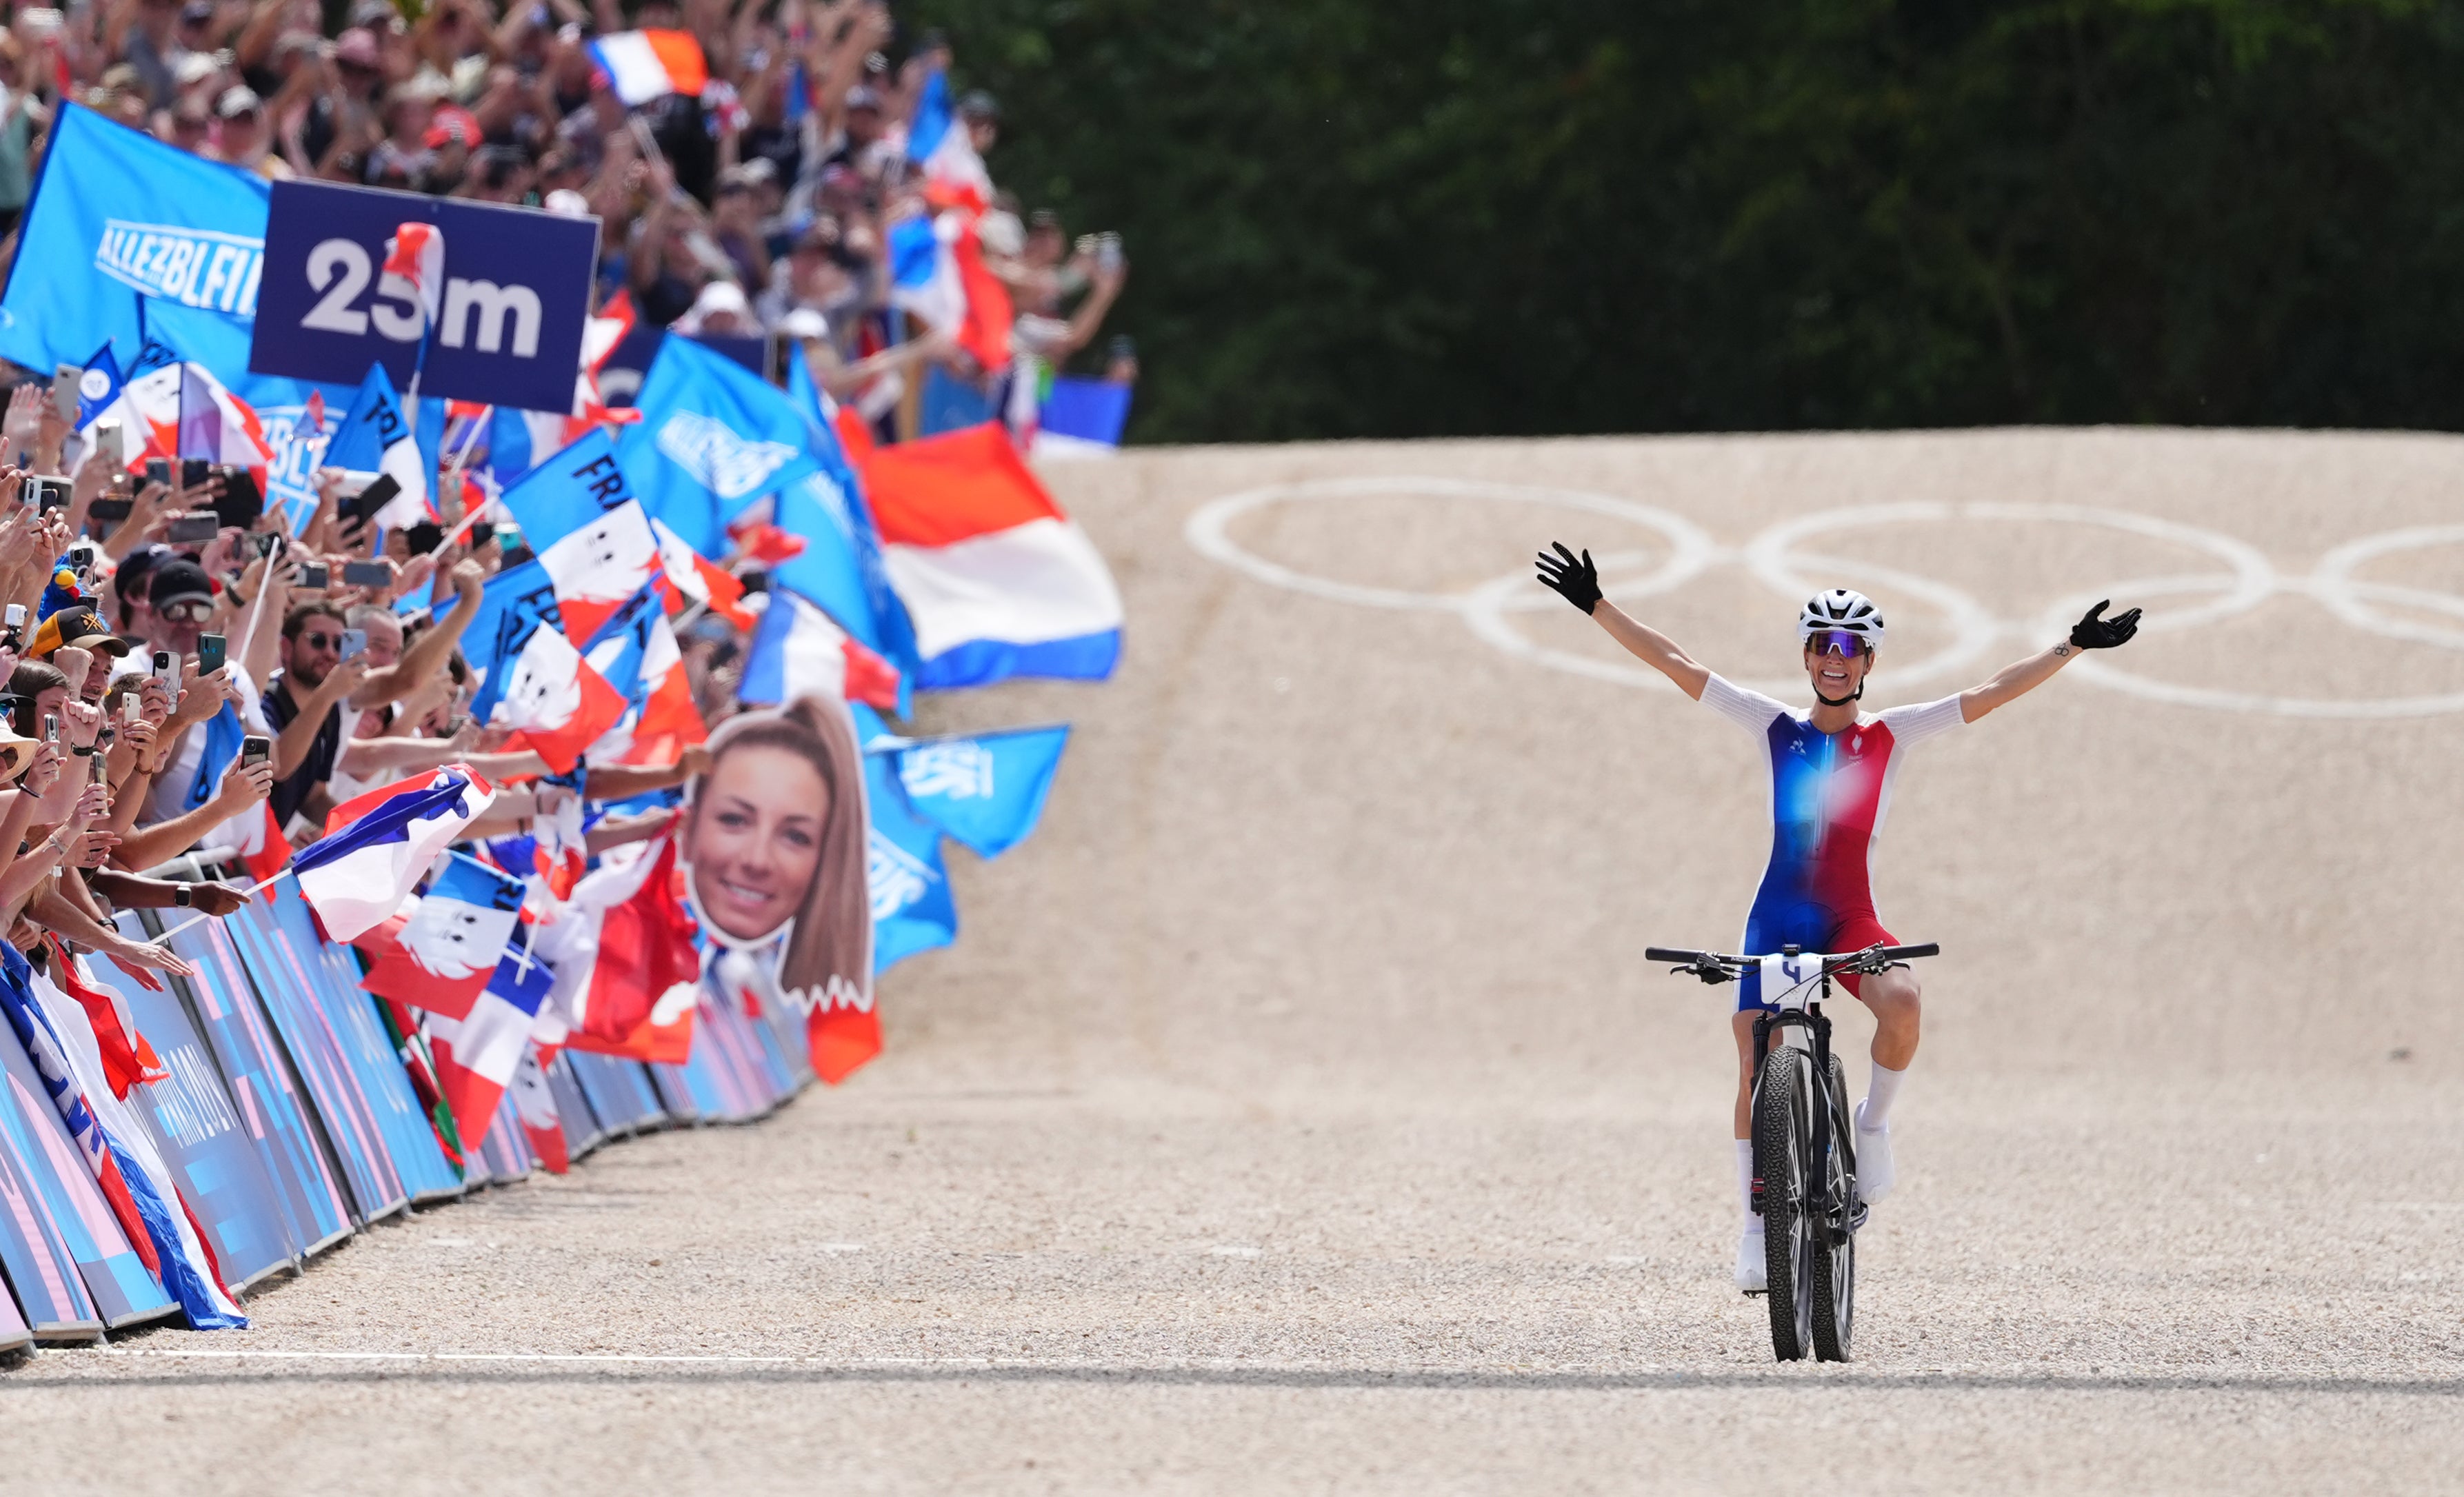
1798, 588, 1885, 648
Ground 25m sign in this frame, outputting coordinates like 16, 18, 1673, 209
249, 181, 601, 414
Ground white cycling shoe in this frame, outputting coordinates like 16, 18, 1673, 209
1854, 1098, 1894, 1205
1734, 1227, 1767, 1292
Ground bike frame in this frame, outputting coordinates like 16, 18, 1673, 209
1749, 949, 1852, 1244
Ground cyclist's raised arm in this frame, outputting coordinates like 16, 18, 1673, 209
1535, 543, 1711, 699
1959, 600, 2141, 722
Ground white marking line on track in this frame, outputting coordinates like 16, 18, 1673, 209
62, 1348, 2464, 1387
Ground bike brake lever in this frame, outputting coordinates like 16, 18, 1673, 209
1692, 961, 1734, 986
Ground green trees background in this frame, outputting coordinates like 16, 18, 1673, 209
912, 0, 2464, 443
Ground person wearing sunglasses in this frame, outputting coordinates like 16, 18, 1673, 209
1534, 545, 2140, 1292
259, 602, 370, 832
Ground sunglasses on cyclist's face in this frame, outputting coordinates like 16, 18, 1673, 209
1807, 631, 1870, 659
157, 599, 213, 624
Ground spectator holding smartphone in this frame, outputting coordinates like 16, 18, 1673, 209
260, 602, 369, 832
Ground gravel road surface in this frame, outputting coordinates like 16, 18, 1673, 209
12, 430, 2461, 1494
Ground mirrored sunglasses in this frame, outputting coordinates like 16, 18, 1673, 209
1810, 630, 1870, 658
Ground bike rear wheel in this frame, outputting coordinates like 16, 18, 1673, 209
1754, 1045, 1816, 1362
1809, 1053, 1856, 1361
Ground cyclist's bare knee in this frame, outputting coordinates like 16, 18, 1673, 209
1860, 967, 1921, 1020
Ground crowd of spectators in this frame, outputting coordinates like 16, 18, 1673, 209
0, 0, 1132, 433
0, 375, 737, 978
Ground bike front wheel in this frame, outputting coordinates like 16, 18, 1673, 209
1809, 1053, 1856, 1361
1754, 1045, 1816, 1362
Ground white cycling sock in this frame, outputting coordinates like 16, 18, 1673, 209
1862, 1061, 1906, 1131
1736, 1139, 1758, 1231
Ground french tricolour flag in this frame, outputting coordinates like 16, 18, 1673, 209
82, 354, 272, 478
501, 429, 663, 643
425, 945, 556, 1157
859, 423, 1121, 689
588, 29, 708, 105
739, 589, 901, 712
905, 67, 992, 204
508, 1047, 568, 1174
532, 836, 701, 1065
296, 767, 498, 943
887, 211, 1011, 373
357, 852, 527, 1020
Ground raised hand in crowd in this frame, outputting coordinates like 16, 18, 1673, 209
57, 694, 101, 751
104, 479, 180, 562
18, 739, 63, 798
134, 673, 174, 730
1, 385, 40, 455
217, 756, 276, 814
51, 645, 92, 701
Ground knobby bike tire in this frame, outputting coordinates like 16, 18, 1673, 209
1755, 1045, 1816, 1362
1810, 1053, 1856, 1362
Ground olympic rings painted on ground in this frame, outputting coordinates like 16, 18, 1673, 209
1183, 479, 2464, 719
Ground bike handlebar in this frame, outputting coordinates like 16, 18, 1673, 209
1644, 942, 1941, 972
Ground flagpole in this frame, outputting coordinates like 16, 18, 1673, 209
146, 866, 292, 946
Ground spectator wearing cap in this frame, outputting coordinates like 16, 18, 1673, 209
367, 75, 447, 188
30, 606, 134, 704
958, 89, 1000, 157
711, 166, 772, 290
174, 2, 220, 58
830, 85, 890, 181
143, 559, 217, 664
113, 544, 174, 640
673, 280, 755, 339
421, 103, 481, 194
214, 86, 291, 179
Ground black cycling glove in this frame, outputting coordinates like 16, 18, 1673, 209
2069, 599, 2142, 650
1535, 542, 1601, 616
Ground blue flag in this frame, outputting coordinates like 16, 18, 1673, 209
578, 581, 665, 706
323, 363, 412, 472
890, 725, 1069, 861
74, 343, 122, 427
0, 103, 271, 376
613, 335, 820, 556
861, 749, 955, 974
781, 353, 919, 674
184, 702, 245, 812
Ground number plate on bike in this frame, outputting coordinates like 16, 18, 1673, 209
1759, 952, 1825, 1011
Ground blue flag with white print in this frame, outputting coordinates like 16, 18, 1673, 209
861, 748, 955, 974
890, 725, 1070, 861
781, 352, 918, 672
613, 334, 819, 556
0, 103, 270, 376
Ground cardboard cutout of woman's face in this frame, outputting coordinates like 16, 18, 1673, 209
683, 741, 832, 947
677, 694, 873, 1020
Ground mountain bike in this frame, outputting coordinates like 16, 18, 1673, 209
1643, 940, 1940, 1363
